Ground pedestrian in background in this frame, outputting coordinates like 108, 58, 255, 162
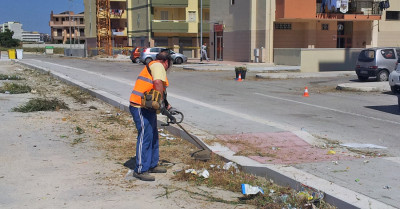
200, 42, 209, 62
129, 50, 175, 181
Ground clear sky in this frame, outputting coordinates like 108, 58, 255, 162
0, 0, 84, 34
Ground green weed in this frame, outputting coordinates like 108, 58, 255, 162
0, 74, 23, 80
0, 83, 31, 94
12, 98, 69, 112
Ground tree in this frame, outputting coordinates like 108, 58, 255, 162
0, 29, 20, 48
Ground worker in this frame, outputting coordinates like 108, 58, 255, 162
200, 42, 209, 62
129, 50, 176, 181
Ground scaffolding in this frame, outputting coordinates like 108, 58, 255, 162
96, 0, 112, 56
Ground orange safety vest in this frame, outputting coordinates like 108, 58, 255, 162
129, 61, 169, 106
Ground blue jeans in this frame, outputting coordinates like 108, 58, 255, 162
129, 106, 159, 173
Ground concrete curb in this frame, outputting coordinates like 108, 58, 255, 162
14, 60, 396, 209
336, 82, 391, 92
256, 71, 356, 79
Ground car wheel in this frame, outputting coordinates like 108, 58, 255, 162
134, 58, 141, 64
357, 75, 368, 82
145, 57, 153, 65
376, 70, 389, 82
175, 57, 183, 65
391, 86, 400, 94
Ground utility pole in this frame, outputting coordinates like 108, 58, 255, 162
69, 0, 73, 55
200, 0, 203, 53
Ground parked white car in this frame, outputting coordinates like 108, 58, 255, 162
389, 64, 400, 94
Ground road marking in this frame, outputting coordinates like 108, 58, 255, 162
29, 59, 134, 85
168, 92, 300, 132
254, 92, 400, 125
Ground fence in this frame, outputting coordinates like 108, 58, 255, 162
274, 48, 363, 72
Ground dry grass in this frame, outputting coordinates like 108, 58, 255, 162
62, 86, 92, 104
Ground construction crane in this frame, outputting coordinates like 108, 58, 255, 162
96, 0, 112, 56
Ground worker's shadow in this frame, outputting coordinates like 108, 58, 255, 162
123, 157, 175, 170
123, 157, 136, 170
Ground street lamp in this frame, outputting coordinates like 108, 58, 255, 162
200, 0, 203, 55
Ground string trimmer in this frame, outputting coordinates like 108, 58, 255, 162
161, 109, 211, 161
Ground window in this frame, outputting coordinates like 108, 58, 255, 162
322, 24, 329, 30
275, 23, 292, 30
386, 11, 400, 20
188, 11, 196, 22
56, 18, 59, 21
381, 49, 396, 59
358, 50, 375, 62
161, 11, 168, 20
231, 0, 235, 5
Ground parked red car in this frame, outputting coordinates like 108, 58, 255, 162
130, 47, 145, 64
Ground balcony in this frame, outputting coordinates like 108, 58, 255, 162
152, 0, 188, 8
152, 20, 188, 33
276, 0, 381, 20
110, 9, 127, 19
316, 0, 382, 20
112, 27, 127, 36
50, 21, 85, 28
199, 21, 210, 33
200, 0, 210, 8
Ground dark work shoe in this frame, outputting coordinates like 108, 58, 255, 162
133, 171, 155, 181
149, 166, 167, 173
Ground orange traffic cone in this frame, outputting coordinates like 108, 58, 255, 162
303, 87, 309, 97
237, 73, 243, 82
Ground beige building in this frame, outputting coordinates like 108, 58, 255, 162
127, 0, 210, 58
84, 0, 128, 51
210, 0, 400, 68
50, 11, 85, 44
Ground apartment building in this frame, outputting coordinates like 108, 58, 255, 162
49, 11, 85, 44
22, 31, 41, 42
110, 0, 128, 47
210, 0, 400, 64
1, 22, 43, 42
84, 0, 128, 50
127, 0, 210, 58
1, 22, 23, 40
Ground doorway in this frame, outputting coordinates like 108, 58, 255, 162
337, 21, 353, 48
216, 35, 223, 60
213, 24, 223, 60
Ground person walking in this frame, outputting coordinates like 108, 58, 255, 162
129, 50, 175, 181
200, 42, 209, 62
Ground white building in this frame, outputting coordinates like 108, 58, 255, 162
1, 22, 23, 40
1, 21, 43, 42
22, 31, 41, 42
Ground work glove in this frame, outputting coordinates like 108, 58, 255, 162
160, 102, 176, 124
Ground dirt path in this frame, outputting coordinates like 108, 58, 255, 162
0, 61, 252, 209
